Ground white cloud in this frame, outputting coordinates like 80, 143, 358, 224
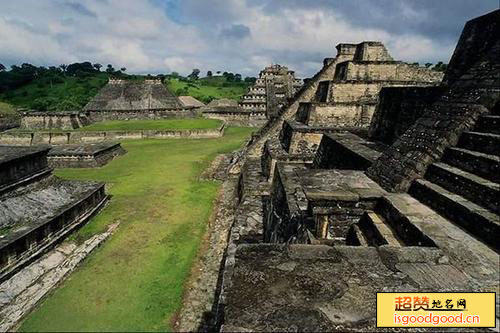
0, 0, 483, 77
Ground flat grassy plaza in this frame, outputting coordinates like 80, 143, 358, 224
76, 118, 223, 131
19, 126, 254, 332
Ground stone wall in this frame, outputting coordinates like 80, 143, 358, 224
0, 179, 107, 281
202, 110, 267, 127
336, 62, 443, 82
20, 112, 91, 130
313, 133, 382, 170
47, 143, 126, 168
369, 86, 446, 144
366, 9, 500, 192
0, 146, 51, 193
353, 41, 393, 61
0, 124, 225, 145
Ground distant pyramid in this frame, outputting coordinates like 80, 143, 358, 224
83, 79, 183, 111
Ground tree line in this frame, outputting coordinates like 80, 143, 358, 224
0, 62, 127, 94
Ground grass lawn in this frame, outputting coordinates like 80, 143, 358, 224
19, 127, 254, 332
76, 119, 223, 131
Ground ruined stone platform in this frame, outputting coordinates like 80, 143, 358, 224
221, 243, 495, 332
47, 142, 126, 168
0, 145, 52, 195
0, 146, 108, 281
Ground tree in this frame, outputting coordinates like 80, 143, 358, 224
66, 62, 95, 76
244, 76, 257, 84
0, 63, 5, 71
425, 63, 433, 68
207, 70, 213, 77
234, 73, 242, 82
216, 71, 221, 74
106, 64, 115, 73
170, 71, 179, 78
93, 63, 102, 72
188, 68, 200, 80
59, 64, 67, 74
120, 67, 126, 72
432, 61, 447, 72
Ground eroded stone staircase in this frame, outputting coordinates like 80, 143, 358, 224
408, 109, 500, 252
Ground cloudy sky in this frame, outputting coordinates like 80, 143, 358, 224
0, 0, 497, 77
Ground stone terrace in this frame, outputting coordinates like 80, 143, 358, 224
0, 146, 108, 282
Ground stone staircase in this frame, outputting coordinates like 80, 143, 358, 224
409, 110, 500, 252
345, 197, 439, 248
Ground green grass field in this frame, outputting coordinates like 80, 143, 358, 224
76, 119, 223, 131
0, 101, 19, 120
166, 76, 249, 103
19, 127, 254, 332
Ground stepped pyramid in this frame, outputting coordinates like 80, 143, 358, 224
84, 79, 183, 111
239, 64, 302, 119
218, 10, 499, 331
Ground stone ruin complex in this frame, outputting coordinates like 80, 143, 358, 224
239, 64, 303, 119
209, 9, 499, 331
0, 145, 108, 282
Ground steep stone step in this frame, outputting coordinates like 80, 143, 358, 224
425, 162, 499, 214
409, 179, 500, 252
458, 131, 500, 156
359, 211, 403, 247
345, 224, 368, 246
475, 115, 500, 135
442, 147, 500, 183
374, 199, 437, 247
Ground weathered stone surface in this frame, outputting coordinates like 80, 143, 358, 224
84, 79, 183, 111
212, 10, 500, 333
0, 223, 118, 332
239, 64, 302, 119
47, 142, 126, 168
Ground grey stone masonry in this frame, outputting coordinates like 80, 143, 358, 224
239, 64, 302, 119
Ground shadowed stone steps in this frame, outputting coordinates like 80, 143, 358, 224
442, 147, 500, 183
458, 131, 500, 156
425, 162, 499, 214
475, 115, 500, 134
347, 211, 403, 247
409, 179, 499, 252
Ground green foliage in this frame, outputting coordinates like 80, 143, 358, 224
432, 61, 448, 72
166, 75, 250, 103
19, 126, 254, 332
0, 72, 109, 111
0, 101, 18, 119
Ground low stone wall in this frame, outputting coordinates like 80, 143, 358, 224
20, 112, 90, 130
369, 86, 446, 144
0, 181, 108, 282
313, 133, 383, 170
202, 110, 267, 127
0, 124, 225, 145
0, 146, 51, 194
297, 101, 378, 128
47, 143, 127, 168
